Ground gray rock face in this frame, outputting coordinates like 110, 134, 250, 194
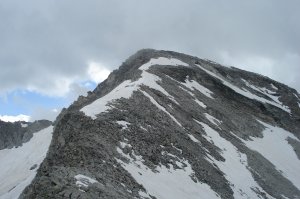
0, 120, 52, 150
20, 49, 300, 199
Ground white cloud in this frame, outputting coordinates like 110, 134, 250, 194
218, 51, 300, 92
0, 114, 30, 122
26, 76, 75, 97
0, 0, 299, 118
30, 108, 60, 122
83, 81, 92, 88
67, 82, 90, 98
88, 62, 111, 84
219, 51, 274, 76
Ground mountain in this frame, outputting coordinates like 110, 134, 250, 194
0, 120, 52, 150
14, 49, 300, 198
0, 120, 52, 199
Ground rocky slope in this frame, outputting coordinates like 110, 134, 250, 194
21, 49, 300, 199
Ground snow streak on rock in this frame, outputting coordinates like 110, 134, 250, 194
165, 74, 208, 109
139, 57, 189, 70
241, 79, 290, 111
270, 84, 278, 90
194, 99, 207, 108
116, 121, 130, 130
204, 113, 222, 126
187, 134, 200, 143
181, 78, 214, 99
140, 91, 182, 127
74, 174, 99, 189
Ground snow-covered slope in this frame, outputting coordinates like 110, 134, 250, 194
0, 126, 53, 199
20, 49, 300, 199
244, 121, 300, 190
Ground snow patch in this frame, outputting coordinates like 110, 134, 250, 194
140, 71, 179, 105
244, 121, 300, 190
140, 126, 147, 131
270, 83, 278, 90
139, 57, 189, 70
181, 78, 214, 99
139, 190, 150, 198
187, 134, 200, 143
194, 99, 207, 108
293, 94, 300, 108
81, 80, 137, 118
0, 126, 53, 199
161, 151, 177, 159
242, 79, 290, 112
171, 143, 183, 154
194, 120, 273, 199
116, 147, 220, 199
242, 79, 277, 95
116, 121, 130, 130
120, 141, 132, 148
74, 174, 99, 188
204, 113, 222, 126
166, 75, 207, 109
281, 194, 291, 199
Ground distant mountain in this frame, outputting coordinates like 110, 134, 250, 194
0, 120, 52, 199
0, 120, 52, 150
13, 49, 300, 198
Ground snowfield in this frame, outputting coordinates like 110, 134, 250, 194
0, 126, 53, 199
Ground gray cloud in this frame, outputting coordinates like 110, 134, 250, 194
0, 0, 299, 95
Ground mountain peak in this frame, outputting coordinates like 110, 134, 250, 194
17, 50, 300, 199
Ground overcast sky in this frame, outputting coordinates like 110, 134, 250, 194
0, 0, 299, 121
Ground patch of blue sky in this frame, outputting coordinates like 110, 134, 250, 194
1, 80, 98, 117
0, 89, 68, 115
